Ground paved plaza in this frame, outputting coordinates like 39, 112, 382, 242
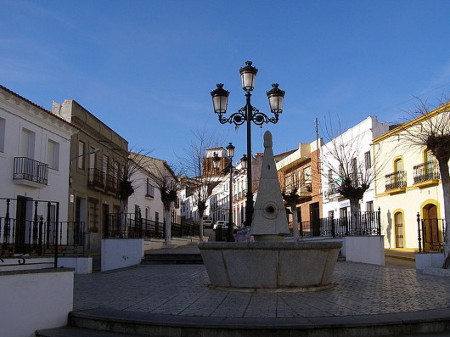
74, 261, 450, 319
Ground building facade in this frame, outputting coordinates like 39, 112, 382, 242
0, 85, 77, 255
276, 140, 323, 235
373, 104, 449, 251
52, 99, 128, 253
321, 116, 389, 232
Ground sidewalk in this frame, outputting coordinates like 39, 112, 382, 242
73, 261, 450, 317
385, 248, 417, 261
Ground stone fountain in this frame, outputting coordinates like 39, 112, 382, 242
198, 131, 342, 290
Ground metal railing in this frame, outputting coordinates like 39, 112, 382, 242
88, 168, 105, 189
104, 213, 200, 239
105, 173, 118, 194
385, 171, 407, 191
13, 157, 48, 185
417, 213, 446, 253
0, 198, 87, 269
413, 161, 440, 184
290, 210, 381, 238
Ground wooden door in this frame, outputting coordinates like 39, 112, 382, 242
394, 212, 404, 248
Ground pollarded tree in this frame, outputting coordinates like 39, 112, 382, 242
280, 172, 302, 240
180, 130, 223, 241
113, 149, 153, 232
400, 99, 450, 265
131, 153, 179, 245
321, 117, 388, 231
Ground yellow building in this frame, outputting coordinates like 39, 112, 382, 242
373, 102, 449, 251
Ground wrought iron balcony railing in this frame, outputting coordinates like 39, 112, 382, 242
105, 173, 118, 194
385, 171, 407, 191
13, 157, 48, 186
413, 161, 440, 184
88, 168, 104, 189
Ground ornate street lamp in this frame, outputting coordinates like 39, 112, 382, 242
211, 61, 285, 227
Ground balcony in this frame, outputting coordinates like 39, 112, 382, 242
105, 173, 118, 194
413, 161, 440, 188
88, 168, 104, 190
385, 171, 407, 194
13, 157, 48, 187
325, 185, 339, 199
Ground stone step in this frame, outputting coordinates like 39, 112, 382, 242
141, 253, 203, 264
50, 308, 450, 337
35, 326, 144, 337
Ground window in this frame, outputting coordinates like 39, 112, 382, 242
328, 169, 333, 184
303, 166, 311, 184
340, 207, 347, 219
366, 201, 374, 213
89, 147, 96, 169
0, 117, 5, 152
285, 174, 292, 190
146, 178, 155, 198
47, 139, 59, 170
103, 155, 109, 173
114, 161, 120, 179
351, 158, 358, 183
339, 164, 344, 179
364, 151, 371, 170
394, 158, 403, 172
78, 141, 85, 169
21, 128, 35, 158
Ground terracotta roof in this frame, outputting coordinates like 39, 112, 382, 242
0, 84, 78, 129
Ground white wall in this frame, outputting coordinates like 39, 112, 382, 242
0, 269, 73, 337
58, 257, 93, 274
101, 239, 143, 271
415, 252, 445, 270
321, 116, 389, 218
128, 168, 164, 222
342, 236, 385, 265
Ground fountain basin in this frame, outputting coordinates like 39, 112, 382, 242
199, 241, 342, 290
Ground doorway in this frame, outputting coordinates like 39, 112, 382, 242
423, 204, 440, 251
310, 202, 320, 236
15, 196, 30, 254
394, 211, 404, 248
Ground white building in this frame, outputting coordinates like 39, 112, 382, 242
0, 85, 77, 254
128, 154, 179, 227
321, 116, 389, 224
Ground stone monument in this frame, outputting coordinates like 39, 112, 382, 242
250, 131, 290, 241
199, 131, 342, 290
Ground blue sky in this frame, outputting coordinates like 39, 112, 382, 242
2, 0, 449, 166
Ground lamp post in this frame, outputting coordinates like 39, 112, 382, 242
214, 144, 248, 242
211, 61, 285, 227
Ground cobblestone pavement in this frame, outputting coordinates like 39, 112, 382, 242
74, 262, 450, 318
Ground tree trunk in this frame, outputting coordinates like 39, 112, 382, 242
349, 198, 361, 235
119, 198, 128, 233
438, 159, 450, 261
164, 206, 171, 245
290, 202, 299, 240
199, 218, 204, 242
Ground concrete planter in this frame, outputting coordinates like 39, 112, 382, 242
199, 241, 342, 290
